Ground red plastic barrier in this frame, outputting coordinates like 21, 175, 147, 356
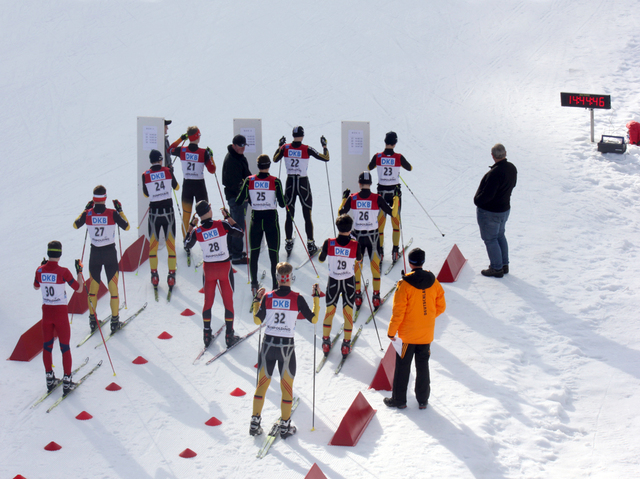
436, 244, 467, 283
369, 343, 396, 391
67, 278, 108, 315
329, 392, 377, 447
8, 320, 56, 362
119, 235, 149, 272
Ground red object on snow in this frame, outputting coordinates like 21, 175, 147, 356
157, 332, 173, 339
199, 287, 205, 294
76, 411, 93, 420
132, 356, 148, 364
329, 392, 377, 447
205, 417, 222, 426
627, 121, 640, 145
13, 475, 28, 479
254, 363, 258, 368
179, 448, 197, 458
230, 388, 246, 397
368, 343, 396, 391
118, 235, 150, 272
44, 441, 62, 451
181, 308, 196, 316
106, 382, 122, 391
436, 244, 467, 283
8, 320, 52, 362
304, 463, 328, 479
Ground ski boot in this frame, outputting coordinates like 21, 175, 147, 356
89, 313, 97, 333
110, 316, 121, 334
355, 290, 363, 310
391, 246, 400, 263
151, 269, 160, 286
341, 339, 352, 358
225, 329, 240, 348
279, 417, 297, 439
306, 240, 318, 257
203, 327, 212, 348
285, 239, 294, 257
250, 415, 263, 436
372, 291, 381, 310
62, 374, 75, 397
322, 336, 331, 356
383, 397, 407, 409
46, 371, 57, 392
167, 270, 176, 288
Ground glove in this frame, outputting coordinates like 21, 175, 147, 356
190, 216, 199, 227
180, 133, 188, 141
342, 188, 351, 199
84, 200, 94, 211
41, 257, 47, 266
394, 184, 402, 197
113, 199, 123, 213
388, 335, 396, 341
220, 208, 231, 219
75, 259, 83, 274
320, 135, 327, 148
279, 136, 286, 147
312, 284, 320, 297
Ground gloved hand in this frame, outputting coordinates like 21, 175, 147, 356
190, 216, 199, 227
84, 200, 94, 211
279, 136, 286, 147
342, 188, 351, 199
388, 335, 396, 341
320, 135, 327, 148
312, 284, 321, 297
41, 257, 47, 266
220, 208, 231, 219
75, 259, 83, 274
394, 184, 402, 197
113, 199, 123, 213
180, 133, 189, 141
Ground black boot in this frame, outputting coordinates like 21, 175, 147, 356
46, 371, 57, 392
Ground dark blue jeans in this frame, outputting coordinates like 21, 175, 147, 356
476, 207, 510, 270
228, 199, 247, 259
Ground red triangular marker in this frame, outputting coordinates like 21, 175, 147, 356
181, 308, 196, 316
44, 441, 62, 451
132, 356, 148, 364
205, 417, 222, 426
254, 363, 258, 368
199, 287, 204, 293
13, 475, 28, 479
179, 448, 197, 458
106, 382, 122, 391
230, 387, 246, 396
76, 411, 93, 420
158, 331, 173, 339
305, 463, 329, 479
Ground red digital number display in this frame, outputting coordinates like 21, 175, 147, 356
560, 92, 611, 109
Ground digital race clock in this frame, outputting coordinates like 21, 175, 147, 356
560, 92, 611, 109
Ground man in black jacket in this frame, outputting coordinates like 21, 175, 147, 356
222, 134, 252, 264
473, 143, 517, 278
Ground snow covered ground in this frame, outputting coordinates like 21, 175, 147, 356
1, 1, 639, 478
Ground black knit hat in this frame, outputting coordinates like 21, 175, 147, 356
149, 149, 163, 163
408, 248, 425, 266
47, 240, 62, 258
385, 131, 398, 145
292, 126, 305, 137
358, 171, 372, 185
195, 200, 211, 217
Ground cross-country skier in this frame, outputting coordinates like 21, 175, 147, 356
34, 241, 83, 395
338, 172, 398, 310
184, 200, 244, 348
249, 262, 320, 438
142, 149, 180, 290
235, 154, 286, 294
73, 185, 130, 333
273, 126, 329, 257
367, 131, 412, 262
318, 214, 362, 357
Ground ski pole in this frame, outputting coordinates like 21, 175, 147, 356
363, 281, 384, 351
243, 205, 251, 279
325, 162, 336, 237
399, 215, 407, 274
285, 205, 319, 278
312, 320, 316, 431
399, 175, 445, 237
173, 188, 184, 238
137, 207, 150, 230
71, 229, 89, 325
135, 234, 148, 276
117, 227, 128, 310
81, 273, 117, 376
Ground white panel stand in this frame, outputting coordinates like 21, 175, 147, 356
137, 117, 166, 240
341, 121, 370, 194
233, 119, 263, 175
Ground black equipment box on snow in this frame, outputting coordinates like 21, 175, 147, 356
597, 135, 626, 154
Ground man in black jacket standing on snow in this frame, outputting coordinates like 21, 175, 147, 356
474, 143, 517, 278
222, 134, 252, 264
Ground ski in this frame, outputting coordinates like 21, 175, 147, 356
95, 303, 148, 348
193, 325, 225, 364
46, 360, 103, 413
186, 248, 192, 267
384, 237, 413, 275
365, 286, 397, 324
167, 286, 173, 302
154, 285, 159, 302
205, 326, 261, 365
295, 249, 319, 270
76, 305, 125, 347
256, 397, 300, 459
316, 281, 368, 373
31, 357, 89, 408
334, 326, 364, 374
